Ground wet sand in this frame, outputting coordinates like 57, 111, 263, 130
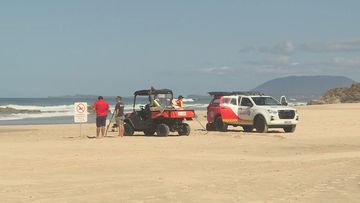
1, 103, 360, 202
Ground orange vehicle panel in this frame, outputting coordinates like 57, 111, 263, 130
150, 110, 195, 119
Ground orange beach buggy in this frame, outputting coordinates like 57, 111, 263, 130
124, 89, 195, 136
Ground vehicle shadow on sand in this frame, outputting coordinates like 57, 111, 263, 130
200, 129, 289, 138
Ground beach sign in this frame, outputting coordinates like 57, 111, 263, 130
74, 102, 88, 123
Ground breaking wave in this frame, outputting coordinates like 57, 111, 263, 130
0, 104, 74, 121
0, 100, 207, 122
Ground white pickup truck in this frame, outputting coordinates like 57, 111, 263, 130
207, 92, 299, 133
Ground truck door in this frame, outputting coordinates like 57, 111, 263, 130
220, 96, 239, 124
238, 97, 253, 125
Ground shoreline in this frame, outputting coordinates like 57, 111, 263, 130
0, 102, 355, 126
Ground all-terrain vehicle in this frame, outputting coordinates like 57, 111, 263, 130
124, 88, 195, 136
206, 91, 299, 133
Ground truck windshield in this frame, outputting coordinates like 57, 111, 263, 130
251, 96, 281, 106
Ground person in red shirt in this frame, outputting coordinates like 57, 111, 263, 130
93, 96, 109, 138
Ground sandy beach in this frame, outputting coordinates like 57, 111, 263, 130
1, 103, 360, 202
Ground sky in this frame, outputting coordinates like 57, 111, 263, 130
1, 0, 360, 97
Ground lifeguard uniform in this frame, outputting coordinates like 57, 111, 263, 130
176, 99, 183, 108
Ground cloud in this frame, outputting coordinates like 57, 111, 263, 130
238, 46, 256, 53
267, 55, 300, 66
200, 66, 236, 75
301, 56, 360, 71
248, 56, 302, 76
301, 39, 360, 52
249, 55, 360, 76
332, 56, 360, 67
238, 41, 296, 55
248, 55, 299, 67
239, 39, 360, 55
258, 41, 296, 55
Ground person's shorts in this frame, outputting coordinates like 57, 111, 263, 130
96, 116, 107, 127
115, 116, 125, 125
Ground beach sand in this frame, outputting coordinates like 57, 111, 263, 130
1, 103, 360, 202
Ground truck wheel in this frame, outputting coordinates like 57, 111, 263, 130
178, 123, 191, 136
283, 125, 296, 133
254, 116, 268, 133
156, 124, 170, 136
215, 117, 228, 132
124, 123, 134, 136
206, 123, 215, 131
143, 128, 156, 136
243, 125, 253, 132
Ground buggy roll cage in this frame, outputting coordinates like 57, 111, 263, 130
134, 89, 173, 96
133, 89, 174, 111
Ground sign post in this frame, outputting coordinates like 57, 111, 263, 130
74, 102, 88, 137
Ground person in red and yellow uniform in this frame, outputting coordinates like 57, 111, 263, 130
176, 95, 184, 108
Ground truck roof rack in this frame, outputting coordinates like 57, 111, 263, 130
208, 91, 264, 96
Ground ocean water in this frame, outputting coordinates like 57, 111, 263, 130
0, 97, 211, 125
0, 95, 306, 125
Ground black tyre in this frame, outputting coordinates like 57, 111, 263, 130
215, 117, 228, 132
254, 116, 268, 133
124, 123, 134, 136
178, 123, 191, 136
206, 123, 215, 131
243, 125, 253, 132
283, 125, 296, 133
143, 128, 156, 136
156, 124, 170, 136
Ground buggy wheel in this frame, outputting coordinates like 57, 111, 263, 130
243, 125, 253, 132
156, 124, 170, 136
254, 116, 268, 133
283, 125, 296, 133
215, 117, 228, 132
178, 123, 191, 136
124, 123, 134, 136
206, 123, 215, 131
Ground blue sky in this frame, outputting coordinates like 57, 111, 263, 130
1, 0, 360, 97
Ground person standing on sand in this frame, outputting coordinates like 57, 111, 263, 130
114, 96, 125, 137
93, 96, 109, 138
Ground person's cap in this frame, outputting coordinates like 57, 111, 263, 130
116, 96, 122, 100
98, 96, 103, 100
178, 95, 184, 99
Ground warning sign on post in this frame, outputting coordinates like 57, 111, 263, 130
74, 102, 88, 123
